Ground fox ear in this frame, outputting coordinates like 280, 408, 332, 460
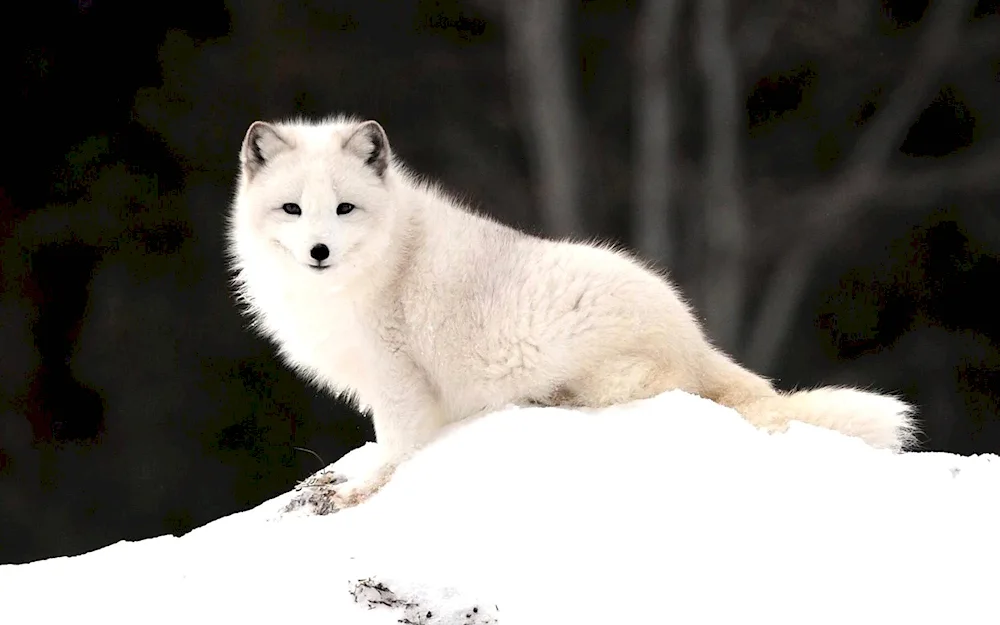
241, 121, 292, 179
343, 120, 390, 177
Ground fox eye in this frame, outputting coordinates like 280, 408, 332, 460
281, 203, 301, 216
336, 202, 355, 216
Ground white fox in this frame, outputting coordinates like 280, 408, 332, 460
227, 115, 917, 509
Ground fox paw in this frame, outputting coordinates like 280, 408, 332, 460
350, 576, 499, 625
282, 469, 350, 515
282, 462, 396, 515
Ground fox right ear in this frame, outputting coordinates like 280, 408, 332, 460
343, 120, 390, 178
240, 121, 292, 179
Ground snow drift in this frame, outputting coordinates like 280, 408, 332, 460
1, 390, 998, 624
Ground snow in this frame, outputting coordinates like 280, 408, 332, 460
2, 389, 998, 624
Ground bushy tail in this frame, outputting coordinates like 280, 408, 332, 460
737, 387, 919, 452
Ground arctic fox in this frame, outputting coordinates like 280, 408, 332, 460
227, 115, 917, 509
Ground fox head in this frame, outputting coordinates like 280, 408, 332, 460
227, 116, 400, 301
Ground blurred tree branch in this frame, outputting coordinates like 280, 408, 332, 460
632, 0, 683, 267
0, 165, 183, 293
742, 0, 981, 372
870, 144, 1000, 207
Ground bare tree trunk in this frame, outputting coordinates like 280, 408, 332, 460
504, 0, 584, 238
695, 0, 748, 353
743, 0, 978, 372
632, 0, 684, 268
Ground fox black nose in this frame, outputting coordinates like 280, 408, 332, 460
310, 244, 330, 262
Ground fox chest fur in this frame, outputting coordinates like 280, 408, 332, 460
250, 277, 395, 408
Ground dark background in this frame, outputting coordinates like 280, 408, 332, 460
1, 0, 998, 565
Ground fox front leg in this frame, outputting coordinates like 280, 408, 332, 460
317, 357, 447, 512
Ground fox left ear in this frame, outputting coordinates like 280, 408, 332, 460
343, 120, 390, 178
241, 121, 292, 180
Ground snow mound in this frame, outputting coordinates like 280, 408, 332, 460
2, 390, 998, 624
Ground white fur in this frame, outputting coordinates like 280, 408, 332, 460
227, 115, 918, 508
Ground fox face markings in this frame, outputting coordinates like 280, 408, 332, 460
279, 202, 357, 216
